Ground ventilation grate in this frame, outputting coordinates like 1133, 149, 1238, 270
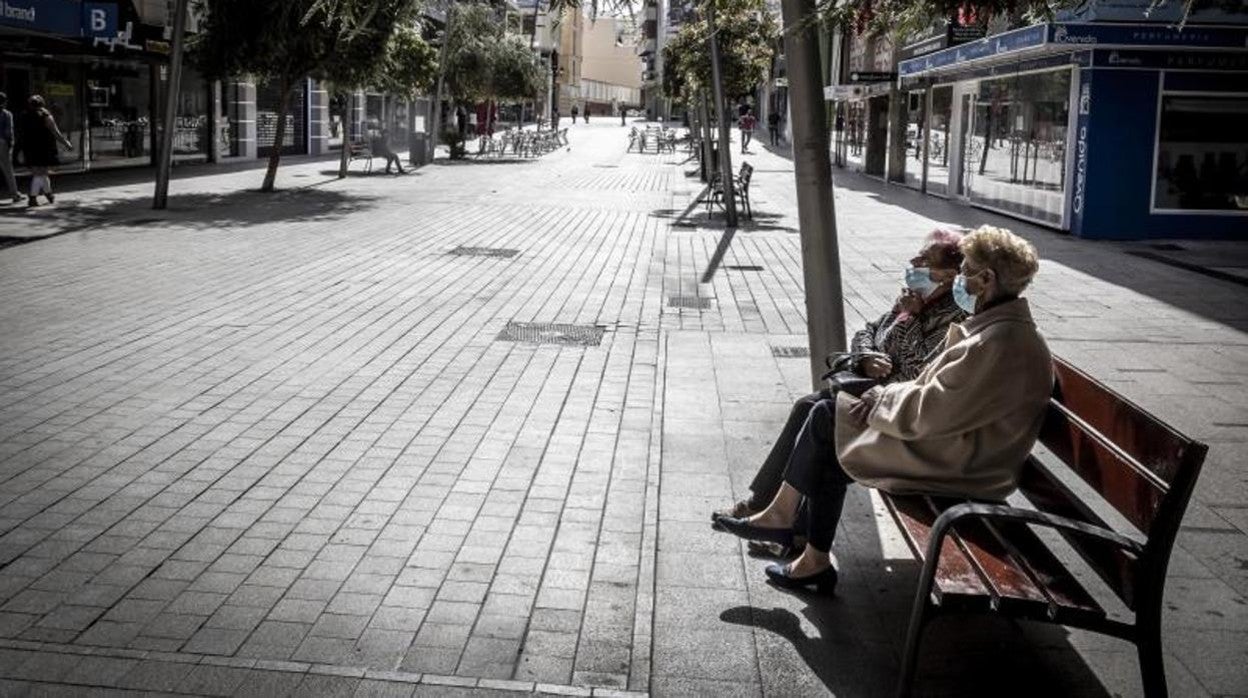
496, 321, 605, 346
450, 246, 520, 258
771, 346, 810, 358
668, 295, 712, 310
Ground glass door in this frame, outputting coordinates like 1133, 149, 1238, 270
955, 90, 976, 199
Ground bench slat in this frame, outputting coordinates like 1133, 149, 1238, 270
1039, 404, 1166, 534
886, 496, 993, 608
1018, 458, 1141, 608
1052, 358, 1193, 484
926, 497, 1052, 614
986, 517, 1106, 626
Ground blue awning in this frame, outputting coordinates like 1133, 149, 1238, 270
898, 22, 1248, 77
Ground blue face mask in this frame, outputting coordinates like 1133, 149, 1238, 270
904, 266, 939, 297
952, 274, 977, 314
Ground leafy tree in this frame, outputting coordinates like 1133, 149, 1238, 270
661, 0, 778, 103
440, 2, 543, 156
192, 0, 419, 191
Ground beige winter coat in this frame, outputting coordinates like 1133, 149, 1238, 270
834, 297, 1053, 501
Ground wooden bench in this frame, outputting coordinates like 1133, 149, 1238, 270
882, 357, 1207, 697
707, 162, 754, 220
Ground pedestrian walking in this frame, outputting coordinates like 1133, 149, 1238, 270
739, 108, 757, 154
582, 105, 590, 123
571, 104, 579, 124
19, 95, 72, 208
767, 111, 781, 146
620, 106, 626, 127
0, 92, 20, 203
371, 129, 405, 174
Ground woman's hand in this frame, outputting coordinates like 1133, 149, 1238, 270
897, 288, 924, 315
860, 355, 893, 379
847, 387, 883, 428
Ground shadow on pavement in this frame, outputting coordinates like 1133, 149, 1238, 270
721, 599, 1115, 697
1, 187, 381, 240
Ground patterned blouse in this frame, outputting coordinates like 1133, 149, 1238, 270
850, 291, 967, 383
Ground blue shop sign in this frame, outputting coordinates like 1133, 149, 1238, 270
899, 24, 1048, 75
1048, 22, 1248, 49
0, 0, 117, 38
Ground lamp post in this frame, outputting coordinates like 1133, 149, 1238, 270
779, 0, 847, 384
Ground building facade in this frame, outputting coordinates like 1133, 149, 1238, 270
581, 16, 642, 114
828, 2, 1248, 239
1, 0, 434, 174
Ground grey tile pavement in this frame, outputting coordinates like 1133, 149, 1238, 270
0, 120, 1245, 697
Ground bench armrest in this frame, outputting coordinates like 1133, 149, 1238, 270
924, 501, 1144, 569
907, 500, 1143, 610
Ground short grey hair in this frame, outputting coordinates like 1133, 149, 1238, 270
959, 225, 1040, 295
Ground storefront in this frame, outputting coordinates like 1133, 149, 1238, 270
898, 21, 1248, 239
1, 0, 214, 172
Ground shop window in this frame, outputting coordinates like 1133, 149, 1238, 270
843, 100, 867, 171
901, 90, 925, 190
1153, 95, 1248, 212
926, 86, 953, 196
964, 68, 1071, 225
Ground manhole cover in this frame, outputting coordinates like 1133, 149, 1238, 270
496, 321, 604, 346
726, 265, 764, 272
668, 295, 711, 309
450, 246, 520, 258
771, 346, 810, 358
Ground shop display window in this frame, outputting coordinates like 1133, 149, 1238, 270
926, 86, 953, 196
86, 60, 151, 168
1152, 95, 1248, 212
901, 90, 926, 189
963, 68, 1071, 225
843, 100, 867, 171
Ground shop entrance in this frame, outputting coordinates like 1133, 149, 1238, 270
865, 95, 889, 177
951, 83, 978, 200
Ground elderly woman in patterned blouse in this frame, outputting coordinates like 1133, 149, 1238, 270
714, 229, 966, 524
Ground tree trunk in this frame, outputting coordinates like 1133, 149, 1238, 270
780, 0, 847, 386
337, 96, 351, 179
706, 0, 738, 227
261, 78, 293, 192
699, 90, 714, 182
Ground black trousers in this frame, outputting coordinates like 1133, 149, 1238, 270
750, 395, 854, 553
748, 390, 829, 508
382, 153, 403, 173
769, 127, 780, 145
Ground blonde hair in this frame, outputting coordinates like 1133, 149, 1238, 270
959, 225, 1039, 295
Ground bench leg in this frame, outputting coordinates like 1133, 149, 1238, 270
1137, 606, 1168, 698
897, 548, 943, 698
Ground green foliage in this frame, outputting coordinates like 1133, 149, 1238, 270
375, 25, 439, 98
443, 3, 544, 103
661, 0, 778, 102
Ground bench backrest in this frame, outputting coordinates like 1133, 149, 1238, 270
738, 162, 754, 187
1019, 356, 1207, 609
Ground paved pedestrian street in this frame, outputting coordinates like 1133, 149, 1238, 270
0, 122, 1246, 697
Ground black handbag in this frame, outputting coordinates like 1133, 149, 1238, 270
821, 351, 888, 398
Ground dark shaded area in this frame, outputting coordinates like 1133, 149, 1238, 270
720, 603, 1116, 697
316, 169, 424, 178
0, 187, 381, 244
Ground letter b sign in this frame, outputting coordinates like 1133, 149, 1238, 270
83, 3, 118, 37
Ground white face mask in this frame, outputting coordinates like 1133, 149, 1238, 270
953, 273, 978, 313
904, 266, 939, 298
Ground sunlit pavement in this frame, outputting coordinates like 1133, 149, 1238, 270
0, 120, 1245, 697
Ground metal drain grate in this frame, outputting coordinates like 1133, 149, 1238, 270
726, 265, 764, 272
668, 295, 712, 310
496, 321, 605, 346
450, 246, 520, 258
771, 346, 810, 358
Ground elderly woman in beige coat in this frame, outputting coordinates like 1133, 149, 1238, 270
714, 226, 1053, 594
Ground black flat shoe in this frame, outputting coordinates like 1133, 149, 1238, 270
712, 515, 794, 546
765, 562, 838, 595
